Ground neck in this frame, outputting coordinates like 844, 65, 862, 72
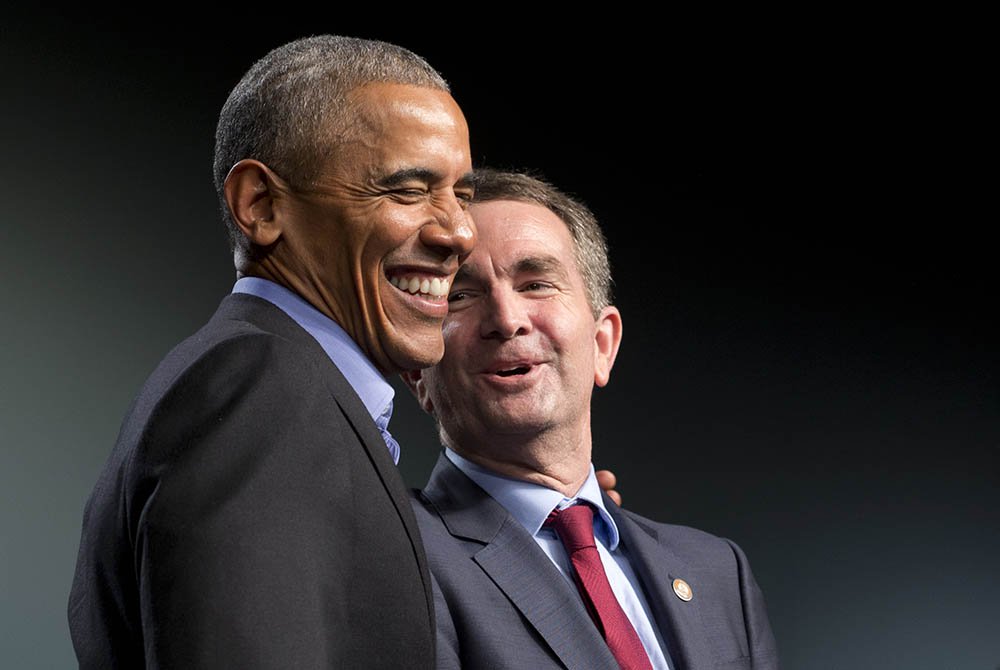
447, 426, 593, 498
240, 264, 357, 349
241, 262, 335, 317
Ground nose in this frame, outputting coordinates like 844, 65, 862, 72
480, 286, 531, 340
420, 194, 477, 262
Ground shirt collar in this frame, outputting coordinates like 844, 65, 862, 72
444, 448, 621, 550
232, 277, 394, 425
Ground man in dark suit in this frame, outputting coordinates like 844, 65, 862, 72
404, 169, 781, 669
68, 35, 476, 668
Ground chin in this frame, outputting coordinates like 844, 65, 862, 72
388, 340, 445, 373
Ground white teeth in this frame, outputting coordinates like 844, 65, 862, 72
388, 275, 450, 298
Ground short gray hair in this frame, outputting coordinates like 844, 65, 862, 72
471, 168, 613, 314
213, 35, 450, 264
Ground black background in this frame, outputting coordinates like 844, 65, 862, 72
2, 11, 996, 668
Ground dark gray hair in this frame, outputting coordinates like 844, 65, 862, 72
472, 168, 613, 314
213, 34, 450, 264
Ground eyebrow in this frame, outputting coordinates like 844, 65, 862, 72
453, 263, 477, 284
453, 255, 568, 284
376, 168, 476, 190
512, 255, 568, 279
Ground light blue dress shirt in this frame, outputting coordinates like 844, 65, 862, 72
445, 448, 672, 669
232, 277, 399, 463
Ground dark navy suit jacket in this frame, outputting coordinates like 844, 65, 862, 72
69, 293, 435, 668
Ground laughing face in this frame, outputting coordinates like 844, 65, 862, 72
269, 82, 475, 374
408, 199, 621, 453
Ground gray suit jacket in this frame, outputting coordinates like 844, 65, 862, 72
412, 453, 779, 670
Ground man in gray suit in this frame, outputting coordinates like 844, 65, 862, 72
404, 168, 780, 669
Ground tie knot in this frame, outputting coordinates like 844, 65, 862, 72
546, 502, 597, 553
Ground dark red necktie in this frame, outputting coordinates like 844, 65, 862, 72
546, 503, 653, 670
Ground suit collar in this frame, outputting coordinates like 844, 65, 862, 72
421, 450, 510, 544
230, 277, 394, 424
441, 448, 622, 548
214, 293, 385, 448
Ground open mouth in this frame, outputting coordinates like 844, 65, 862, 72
495, 366, 531, 377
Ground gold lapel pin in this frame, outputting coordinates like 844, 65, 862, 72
672, 578, 693, 602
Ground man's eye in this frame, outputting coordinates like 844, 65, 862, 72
447, 290, 469, 303
390, 188, 427, 201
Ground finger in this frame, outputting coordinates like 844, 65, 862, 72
595, 469, 618, 490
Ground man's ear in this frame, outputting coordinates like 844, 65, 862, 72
594, 306, 623, 388
223, 159, 283, 247
400, 369, 435, 415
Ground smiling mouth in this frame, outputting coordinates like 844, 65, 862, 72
388, 274, 450, 299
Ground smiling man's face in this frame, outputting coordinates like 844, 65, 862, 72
271, 82, 476, 374
409, 198, 618, 449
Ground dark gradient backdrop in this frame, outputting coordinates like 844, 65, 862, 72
3, 13, 996, 669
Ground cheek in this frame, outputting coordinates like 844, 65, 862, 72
338, 204, 408, 263
365, 218, 426, 289
367, 204, 425, 248
537, 310, 585, 350
441, 318, 463, 341
423, 364, 464, 420
439, 317, 477, 375
548, 319, 598, 371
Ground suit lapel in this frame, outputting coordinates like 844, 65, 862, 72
608, 501, 717, 670
424, 456, 619, 670
474, 521, 621, 670
216, 293, 433, 618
